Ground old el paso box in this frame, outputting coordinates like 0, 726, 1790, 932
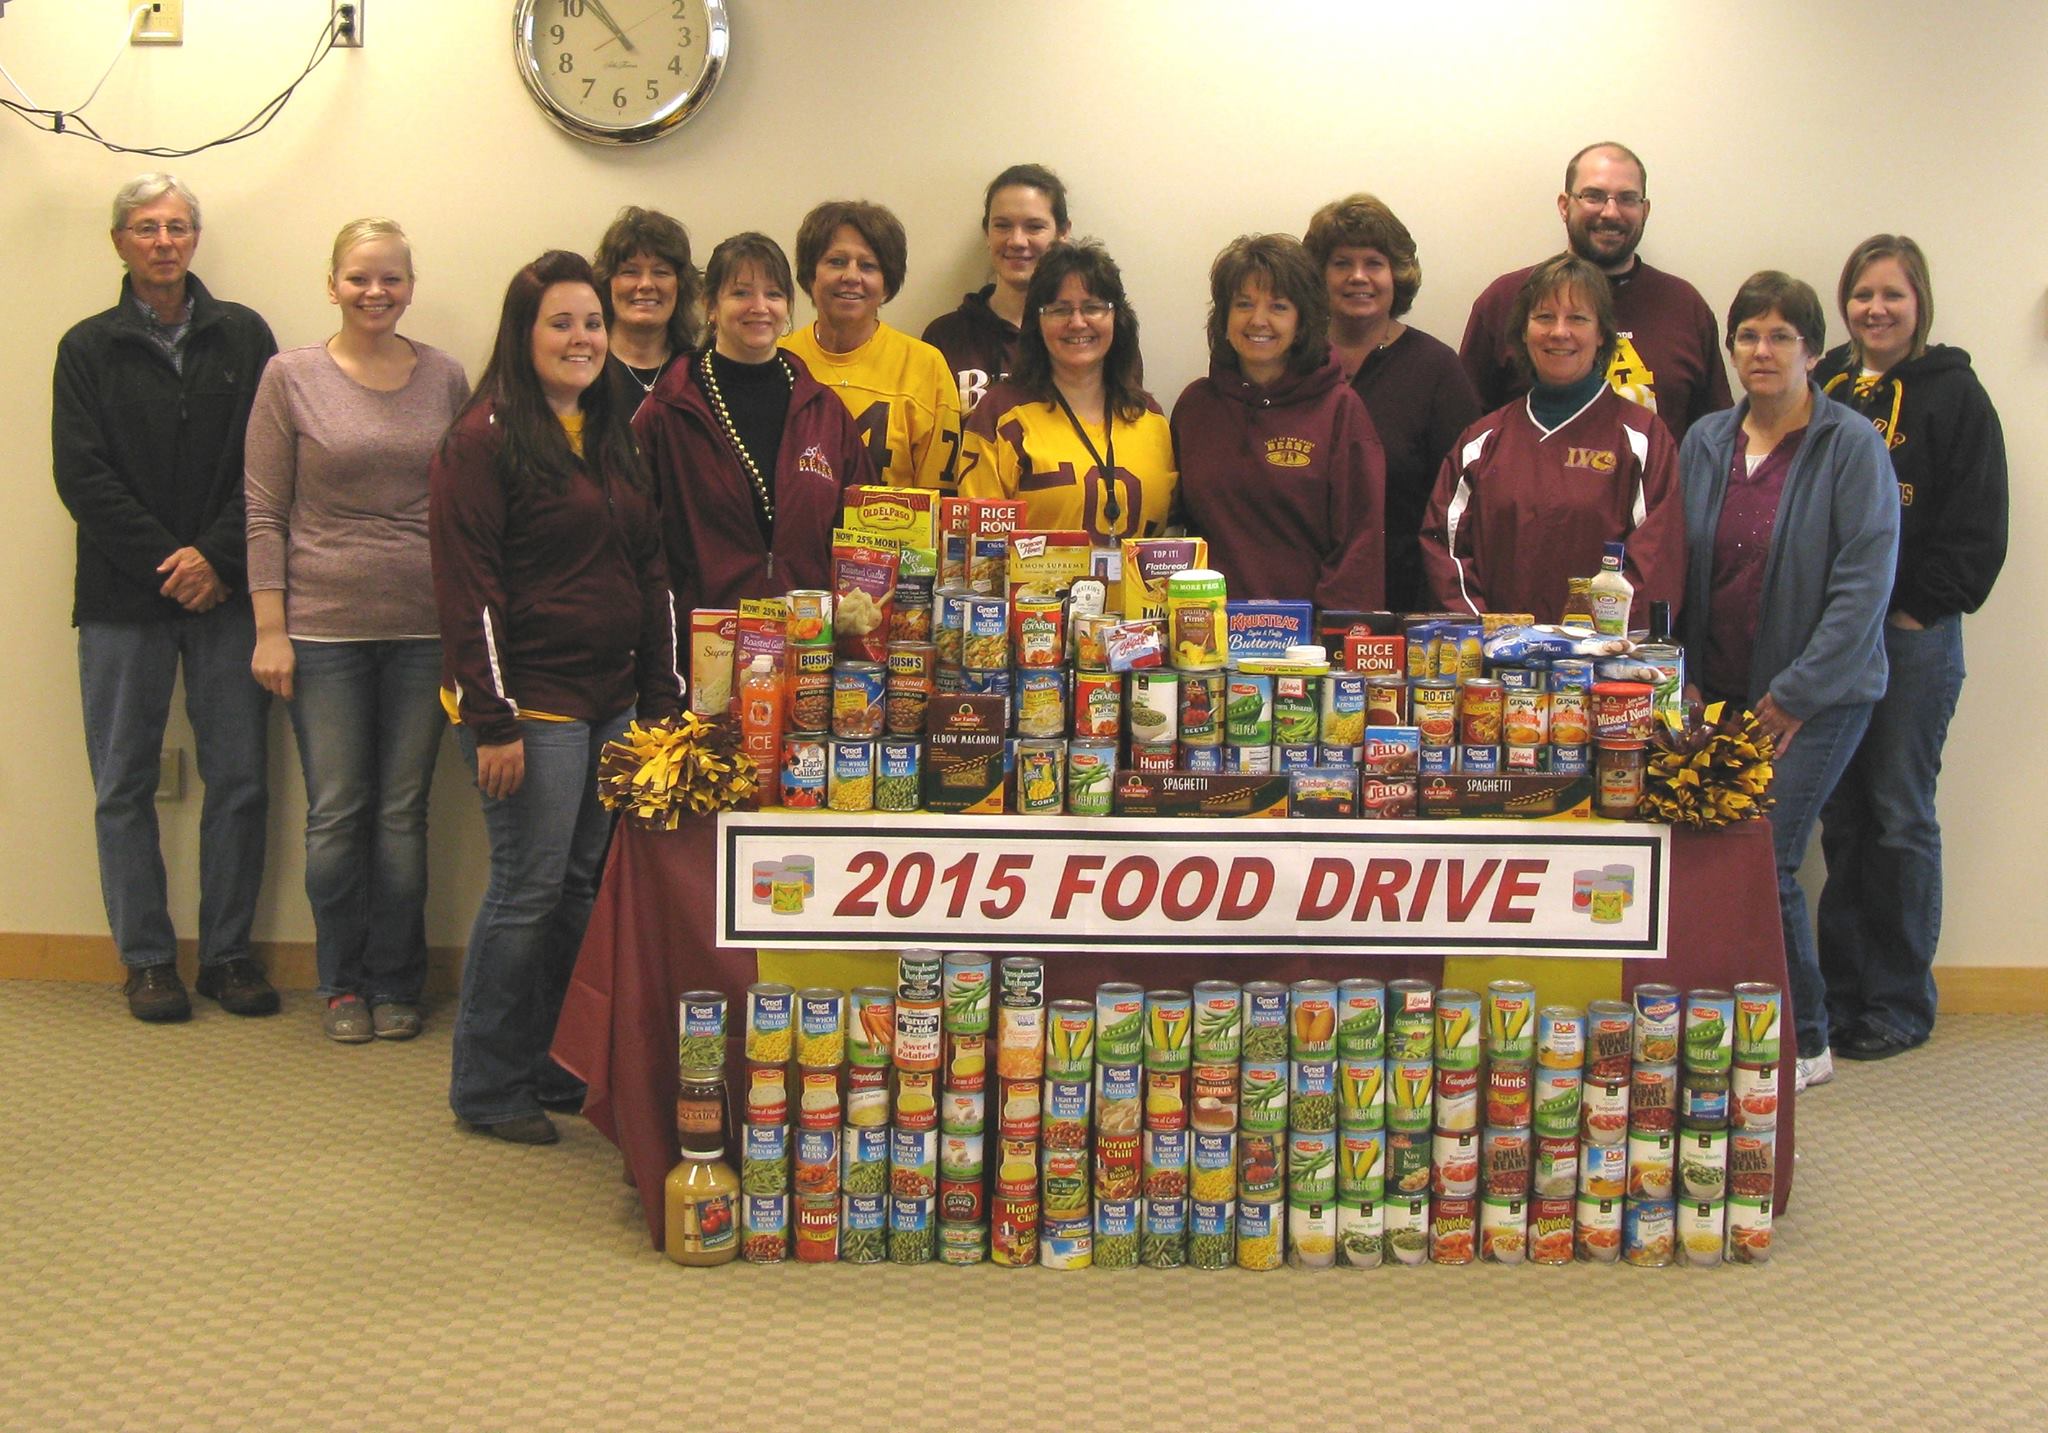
1111, 771, 1289, 819
1417, 772, 1593, 819
844, 485, 937, 552
1226, 600, 1313, 660
924, 694, 1007, 814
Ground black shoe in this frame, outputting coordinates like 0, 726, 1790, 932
123, 963, 191, 1023
195, 956, 281, 1016
1838, 1028, 1919, 1061
537, 1086, 587, 1115
466, 1113, 559, 1145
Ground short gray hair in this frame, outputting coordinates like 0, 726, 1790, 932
111, 173, 201, 232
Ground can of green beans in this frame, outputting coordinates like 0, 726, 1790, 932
1191, 980, 1243, 1064
1240, 982, 1289, 1061
1388, 979, 1435, 1059
1336, 1198, 1383, 1268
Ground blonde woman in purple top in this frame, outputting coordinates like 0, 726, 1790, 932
244, 218, 469, 1044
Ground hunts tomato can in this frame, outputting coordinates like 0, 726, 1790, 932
794, 1193, 841, 1263
1485, 1062, 1532, 1129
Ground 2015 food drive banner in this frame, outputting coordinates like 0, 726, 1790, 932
719, 814, 1669, 958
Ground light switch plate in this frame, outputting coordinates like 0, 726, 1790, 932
130, 0, 183, 46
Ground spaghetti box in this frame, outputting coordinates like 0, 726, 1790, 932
1111, 771, 1289, 819
1359, 775, 1418, 820
1360, 726, 1421, 776
1288, 767, 1358, 818
1344, 631, 1407, 677
924, 695, 1007, 814
1416, 772, 1593, 819
1226, 600, 1314, 660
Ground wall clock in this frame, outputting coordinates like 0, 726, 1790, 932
514, 0, 728, 146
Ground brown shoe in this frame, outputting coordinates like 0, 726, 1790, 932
195, 956, 281, 1016
124, 963, 191, 1023
466, 1113, 559, 1145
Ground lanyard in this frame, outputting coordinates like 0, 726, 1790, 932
1050, 389, 1122, 531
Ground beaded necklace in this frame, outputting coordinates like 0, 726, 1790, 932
700, 349, 793, 527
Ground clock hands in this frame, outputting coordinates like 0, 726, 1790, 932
586, 0, 638, 53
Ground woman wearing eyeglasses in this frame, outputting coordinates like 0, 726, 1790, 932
1676, 272, 1898, 1095
958, 241, 1177, 557
1811, 236, 2008, 1065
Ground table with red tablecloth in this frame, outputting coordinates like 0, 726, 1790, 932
553, 818, 1796, 1248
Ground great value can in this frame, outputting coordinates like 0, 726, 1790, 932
1240, 982, 1289, 1062
796, 989, 845, 1070
1289, 1059, 1337, 1134
1433, 988, 1481, 1071
1532, 1066, 1583, 1140
874, 740, 920, 811
827, 739, 875, 812
1529, 1195, 1576, 1265
841, 1192, 887, 1264
743, 1193, 790, 1264
1338, 1058, 1385, 1131
1575, 1193, 1622, 1263
1632, 984, 1683, 1064
743, 1121, 789, 1196
1188, 1199, 1235, 1270
1192, 1130, 1240, 1204
1431, 1129, 1479, 1198
1095, 984, 1145, 1065
1319, 672, 1367, 748
1337, 1199, 1384, 1268
1191, 980, 1243, 1064
1141, 1197, 1187, 1268
678, 991, 728, 1080
1733, 982, 1784, 1067
745, 983, 795, 1065
1388, 979, 1435, 1059
1143, 1128, 1189, 1198
1235, 1197, 1283, 1271
1537, 1005, 1586, 1070
1093, 1198, 1140, 1269
1625, 1129, 1676, 1202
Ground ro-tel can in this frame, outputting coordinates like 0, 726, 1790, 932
1632, 984, 1683, 1064
1189, 980, 1242, 1065
1189, 1198, 1236, 1270
1432, 1129, 1479, 1198
1366, 675, 1408, 726
796, 988, 845, 1070
1289, 1200, 1338, 1271
786, 646, 835, 737
1272, 675, 1321, 747
1335, 979, 1386, 1060
1388, 1058, 1434, 1135
678, 990, 728, 1079
1678, 1199, 1727, 1267
1071, 672, 1123, 741
1485, 1062, 1533, 1129
887, 1196, 936, 1265
1481, 1194, 1528, 1264
1726, 1191, 1774, 1264
744, 1062, 789, 1127
845, 1066, 890, 1130
1622, 1197, 1677, 1267
1529, 1195, 1576, 1265
1288, 980, 1337, 1060
1412, 678, 1459, 748
1038, 1213, 1093, 1271
1288, 1129, 1338, 1206
845, 987, 894, 1070
1594, 742, 1647, 820
1630, 1063, 1679, 1134
1142, 1197, 1188, 1268
1319, 672, 1368, 748
1338, 1129, 1387, 1202
1532, 1066, 1584, 1140
1459, 677, 1505, 745
1625, 1128, 1676, 1202
889, 1127, 937, 1200
1092, 1197, 1140, 1269
1388, 979, 1435, 1060
796, 1069, 843, 1132
743, 1193, 790, 1263
990, 1195, 1040, 1267
960, 594, 1011, 673
1733, 981, 1784, 1068
1241, 981, 1289, 1062
940, 1087, 987, 1140
1177, 672, 1225, 749
1732, 1062, 1780, 1132
841, 1191, 887, 1264
1430, 1194, 1476, 1265
1387, 1128, 1433, 1202
1012, 597, 1065, 669
998, 955, 1044, 1009
1337, 1199, 1385, 1268
1194, 1130, 1241, 1203
1533, 1133, 1578, 1199
794, 1192, 842, 1263
841, 1124, 889, 1195
1014, 738, 1064, 814
831, 660, 887, 739
1190, 1063, 1238, 1133
1290, 1059, 1337, 1134
1680, 1068, 1731, 1130
1433, 988, 1482, 1071
1338, 1058, 1386, 1131
1586, 999, 1636, 1082
1225, 670, 1276, 746
1550, 742, 1591, 776
1435, 1066, 1480, 1134
1384, 1195, 1430, 1267
745, 982, 794, 1065
898, 949, 943, 1002
1579, 1139, 1627, 1199
1127, 668, 1179, 746
1045, 999, 1096, 1082
1091, 983, 1144, 1065
884, 640, 936, 738
893, 1000, 942, 1076
743, 1121, 790, 1196
1592, 681, 1656, 743
874, 740, 921, 811
1145, 989, 1194, 1072
1727, 1130, 1777, 1203
1235, 1196, 1283, 1271
1484, 980, 1537, 1064
778, 735, 828, 809
1238, 1060, 1287, 1134
1143, 1128, 1190, 1199
1581, 1076, 1630, 1149
827, 739, 875, 813
1537, 1005, 1586, 1070
1575, 1193, 1622, 1263
1678, 1127, 1729, 1204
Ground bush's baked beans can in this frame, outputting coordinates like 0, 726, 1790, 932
1632, 984, 1682, 1063
1435, 1065, 1480, 1133
1485, 1062, 1532, 1129
1387, 1129, 1432, 1201
1732, 982, 1784, 1067
1236, 1197, 1284, 1271
1537, 1005, 1585, 1070
1623, 1197, 1676, 1267
1625, 1129, 1676, 1201
1677, 1127, 1728, 1203
1732, 1062, 1780, 1132
1142, 1197, 1187, 1268
1389, 1058, 1434, 1133
1582, 1076, 1630, 1147
1481, 1126, 1532, 1198
1338, 1058, 1385, 1130
1575, 1193, 1622, 1263
1533, 1066, 1583, 1139
1189, 1199, 1235, 1270
743, 1193, 790, 1264
1338, 1129, 1387, 1202
1726, 1192, 1773, 1263
1384, 1195, 1430, 1266
1533, 1133, 1578, 1198
1432, 1129, 1479, 1198
1630, 1063, 1679, 1133
1337, 1198, 1384, 1268
1586, 999, 1635, 1081
1529, 1195, 1576, 1265
1479, 1194, 1527, 1263
1430, 1194, 1476, 1264
1433, 988, 1481, 1071
1579, 1140, 1627, 1199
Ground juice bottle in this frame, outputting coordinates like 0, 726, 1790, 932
665, 1075, 739, 1266
1588, 542, 1633, 638
738, 655, 784, 807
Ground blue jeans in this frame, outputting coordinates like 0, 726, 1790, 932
1764, 699, 1873, 1059
287, 638, 445, 1003
1817, 615, 1966, 1046
78, 604, 269, 971
449, 712, 628, 1126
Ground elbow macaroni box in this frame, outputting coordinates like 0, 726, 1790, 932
923, 694, 1007, 814
1226, 600, 1314, 660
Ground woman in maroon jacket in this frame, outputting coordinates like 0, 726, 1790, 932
1171, 233, 1386, 610
635, 232, 875, 614
430, 250, 682, 1145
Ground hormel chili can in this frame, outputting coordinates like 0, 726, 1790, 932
1529, 1195, 1576, 1265
1485, 1061, 1532, 1129
1429, 1195, 1476, 1264
990, 1196, 1039, 1267
1094, 1132, 1141, 1203
1434, 1065, 1479, 1133
1630, 1063, 1679, 1133
1481, 1126, 1532, 1198
1533, 1134, 1578, 1198
1586, 999, 1635, 1081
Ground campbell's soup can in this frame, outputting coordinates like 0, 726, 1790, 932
1623, 1197, 1676, 1267
1579, 1140, 1627, 1199
1625, 1129, 1676, 1202
1732, 982, 1784, 1067
1586, 999, 1635, 1081
1338, 1058, 1386, 1131
1630, 1063, 1679, 1133
1434, 1065, 1480, 1133
1235, 1197, 1283, 1271
1678, 1127, 1729, 1203
1537, 1005, 1586, 1070
1532, 1066, 1583, 1139
1576, 1193, 1622, 1263
1430, 1195, 1476, 1265
1632, 984, 1683, 1064
1485, 1062, 1532, 1129
1384, 1195, 1430, 1267
1432, 988, 1481, 1071
1481, 1126, 1532, 1198
1432, 1129, 1479, 1198
1726, 1192, 1774, 1263
1732, 1062, 1780, 1132
1386, 1129, 1432, 1202
1388, 1059, 1434, 1134
1480, 1194, 1528, 1264
1337, 1199, 1384, 1269
1533, 1133, 1578, 1199
1529, 1195, 1576, 1265
1582, 1076, 1630, 1147
1338, 1129, 1387, 1202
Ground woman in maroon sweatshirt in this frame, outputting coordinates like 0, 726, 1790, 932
634, 232, 874, 615
1171, 233, 1386, 611
429, 250, 682, 1145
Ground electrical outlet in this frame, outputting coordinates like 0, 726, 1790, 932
156, 747, 184, 802
129, 0, 183, 46
333, 1, 362, 48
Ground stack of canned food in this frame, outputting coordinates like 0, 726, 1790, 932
683, 965, 1784, 1272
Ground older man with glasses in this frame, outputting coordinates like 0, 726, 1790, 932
1458, 141, 1731, 442
52, 174, 280, 1023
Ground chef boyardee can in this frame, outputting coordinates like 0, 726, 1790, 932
1576, 1194, 1622, 1263
1240, 982, 1289, 1061
1335, 979, 1386, 1059
1484, 980, 1537, 1064
1094, 984, 1145, 1065
1733, 982, 1783, 1067
1388, 979, 1435, 1059
1433, 988, 1481, 1071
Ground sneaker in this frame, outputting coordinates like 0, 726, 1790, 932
123, 963, 191, 1023
195, 956, 281, 1017
1795, 1048, 1835, 1093
323, 994, 373, 1044
370, 1002, 421, 1041
466, 1113, 559, 1145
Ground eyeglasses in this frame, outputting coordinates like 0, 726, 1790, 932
1041, 300, 1114, 322
1570, 189, 1646, 212
1731, 330, 1806, 352
124, 220, 195, 240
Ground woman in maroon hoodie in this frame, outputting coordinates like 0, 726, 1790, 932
430, 250, 682, 1144
635, 232, 875, 615
1171, 234, 1386, 610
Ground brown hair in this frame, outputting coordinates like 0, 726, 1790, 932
1204, 234, 1330, 375
1506, 254, 1617, 384
1564, 141, 1648, 197
698, 232, 796, 349
982, 163, 1070, 231
1302, 193, 1421, 318
1725, 271, 1826, 357
592, 206, 701, 356
794, 200, 908, 301
1010, 241, 1148, 424
1837, 234, 1933, 363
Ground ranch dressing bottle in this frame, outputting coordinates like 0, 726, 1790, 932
1588, 543, 1632, 638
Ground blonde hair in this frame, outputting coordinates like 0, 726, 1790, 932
329, 217, 413, 279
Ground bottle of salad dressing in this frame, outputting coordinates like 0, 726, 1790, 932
1589, 542, 1633, 638
665, 1076, 738, 1266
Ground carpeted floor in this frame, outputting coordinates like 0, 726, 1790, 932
3, 979, 2043, 1432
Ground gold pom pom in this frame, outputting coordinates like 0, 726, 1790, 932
598, 714, 759, 829
1639, 700, 1776, 828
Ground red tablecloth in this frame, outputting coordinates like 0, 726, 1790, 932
554, 819, 1796, 1248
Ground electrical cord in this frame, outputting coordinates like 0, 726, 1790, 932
0, 5, 346, 157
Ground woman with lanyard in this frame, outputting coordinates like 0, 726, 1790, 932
635, 232, 875, 615
592, 205, 700, 419
958, 240, 1177, 568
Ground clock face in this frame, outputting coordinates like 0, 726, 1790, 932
514, 0, 728, 145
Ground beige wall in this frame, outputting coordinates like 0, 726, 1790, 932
4, 0, 2044, 965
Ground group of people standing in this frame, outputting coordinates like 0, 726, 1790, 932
51, 141, 2005, 1145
